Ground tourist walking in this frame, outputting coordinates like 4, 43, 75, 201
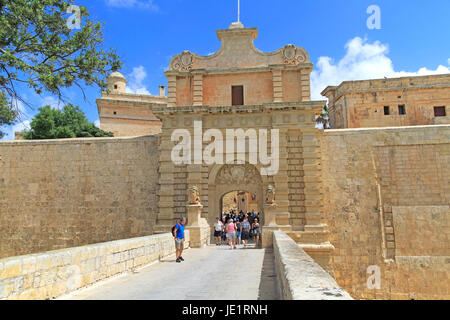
235, 219, 242, 245
252, 218, 261, 246
226, 218, 237, 250
214, 217, 223, 245
173, 217, 186, 263
221, 217, 227, 244
241, 217, 251, 245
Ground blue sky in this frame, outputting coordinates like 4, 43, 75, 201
2, 0, 450, 140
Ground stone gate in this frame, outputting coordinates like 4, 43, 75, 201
151, 22, 333, 269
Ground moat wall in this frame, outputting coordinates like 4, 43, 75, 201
321, 125, 450, 299
1, 125, 449, 299
0, 136, 160, 259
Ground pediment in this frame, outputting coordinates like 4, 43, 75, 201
168, 26, 310, 73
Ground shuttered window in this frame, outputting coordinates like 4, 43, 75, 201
434, 106, 446, 117
232, 86, 244, 106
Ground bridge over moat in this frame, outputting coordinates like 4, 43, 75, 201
60, 245, 279, 300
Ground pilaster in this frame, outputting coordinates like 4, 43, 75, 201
272, 69, 283, 103
192, 74, 203, 106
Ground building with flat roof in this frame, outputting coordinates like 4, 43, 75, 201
321, 74, 450, 129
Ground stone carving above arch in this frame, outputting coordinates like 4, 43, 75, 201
170, 51, 194, 72
215, 164, 262, 185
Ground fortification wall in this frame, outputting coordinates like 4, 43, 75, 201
321, 125, 450, 299
0, 136, 160, 259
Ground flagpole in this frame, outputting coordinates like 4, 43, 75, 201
238, 0, 240, 23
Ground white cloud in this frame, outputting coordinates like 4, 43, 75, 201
105, 0, 159, 11
94, 120, 101, 128
125, 66, 152, 95
311, 37, 450, 100
41, 96, 63, 109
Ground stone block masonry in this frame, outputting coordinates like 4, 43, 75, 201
0, 232, 189, 300
273, 230, 352, 300
0, 136, 160, 259
321, 124, 450, 299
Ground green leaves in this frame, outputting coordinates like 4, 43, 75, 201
0, 90, 16, 138
23, 104, 113, 139
0, 0, 122, 133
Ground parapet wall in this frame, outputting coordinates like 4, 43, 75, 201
321, 125, 450, 299
0, 232, 189, 300
0, 136, 160, 259
273, 230, 352, 300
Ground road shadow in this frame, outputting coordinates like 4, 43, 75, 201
257, 248, 280, 300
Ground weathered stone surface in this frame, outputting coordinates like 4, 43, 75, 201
0, 232, 189, 300
322, 74, 450, 129
0, 136, 160, 259
321, 125, 450, 300
273, 231, 352, 300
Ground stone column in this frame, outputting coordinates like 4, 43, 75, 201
187, 203, 203, 227
192, 73, 203, 106
262, 187, 280, 248
154, 123, 176, 233
300, 68, 311, 101
167, 74, 177, 107
272, 127, 291, 230
272, 69, 283, 103
185, 186, 210, 248
301, 126, 326, 231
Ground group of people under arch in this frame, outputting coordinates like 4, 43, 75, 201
214, 209, 262, 249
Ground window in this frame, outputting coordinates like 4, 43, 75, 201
232, 86, 244, 106
113, 111, 117, 115
398, 105, 406, 115
434, 106, 446, 117
384, 106, 390, 115
114, 85, 118, 90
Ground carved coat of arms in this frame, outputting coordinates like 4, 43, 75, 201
171, 51, 194, 72
282, 44, 306, 65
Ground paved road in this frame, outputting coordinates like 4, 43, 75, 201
61, 244, 279, 300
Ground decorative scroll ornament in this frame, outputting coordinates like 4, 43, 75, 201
215, 164, 262, 185
171, 51, 194, 72
188, 186, 201, 205
282, 44, 306, 65
265, 185, 275, 204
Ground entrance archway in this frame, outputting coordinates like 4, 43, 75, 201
208, 163, 265, 231
220, 190, 260, 216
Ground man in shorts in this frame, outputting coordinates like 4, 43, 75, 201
173, 217, 186, 263
214, 217, 223, 245
241, 217, 251, 245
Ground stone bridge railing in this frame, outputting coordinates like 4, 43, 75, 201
273, 230, 353, 300
0, 231, 189, 300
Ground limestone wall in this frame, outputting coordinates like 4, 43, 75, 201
321, 125, 450, 299
0, 136, 160, 259
272, 230, 352, 300
0, 232, 189, 300
324, 74, 450, 129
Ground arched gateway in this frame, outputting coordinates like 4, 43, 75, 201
208, 163, 265, 226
